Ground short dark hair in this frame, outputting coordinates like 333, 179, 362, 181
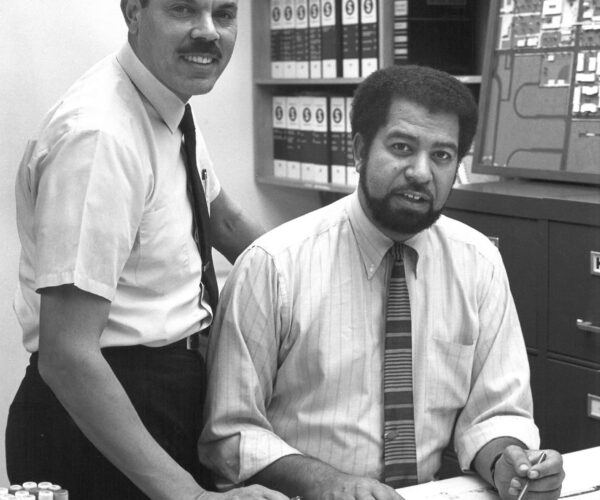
351, 65, 478, 160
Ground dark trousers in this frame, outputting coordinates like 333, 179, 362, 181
6, 339, 211, 499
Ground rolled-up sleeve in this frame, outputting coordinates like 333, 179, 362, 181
198, 246, 301, 488
454, 250, 540, 471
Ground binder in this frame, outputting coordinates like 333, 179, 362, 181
282, 0, 297, 78
360, 0, 379, 77
312, 96, 330, 184
299, 96, 314, 182
270, 0, 284, 78
341, 0, 360, 78
393, 0, 409, 65
329, 96, 347, 185
321, 0, 343, 78
285, 96, 302, 179
345, 96, 359, 187
308, 0, 323, 79
272, 96, 288, 177
294, 0, 310, 78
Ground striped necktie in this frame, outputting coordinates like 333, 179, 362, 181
382, 244, 418, 488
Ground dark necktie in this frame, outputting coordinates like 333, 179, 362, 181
382, 244, 418, 488
179, 104, 219, 335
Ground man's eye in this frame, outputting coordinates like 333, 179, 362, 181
433, 151, 454, 162
171, 5, 193, 16
391, 143, 411, 153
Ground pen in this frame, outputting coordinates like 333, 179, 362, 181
516, 451, 547, 500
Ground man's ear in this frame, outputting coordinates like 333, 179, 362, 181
121, 0, 143, 35
353, 133, 366, 173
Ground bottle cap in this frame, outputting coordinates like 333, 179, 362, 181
38, 491, 53, 500
37, 483, 53, 490
21, 484, 36, 491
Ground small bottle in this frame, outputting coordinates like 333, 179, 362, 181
52, 490, 68, 500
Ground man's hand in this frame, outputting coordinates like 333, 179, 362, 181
197, 484, 290, 500
251, 455, 404, 500
309, 472, 403, 500
493, 446, 564, 500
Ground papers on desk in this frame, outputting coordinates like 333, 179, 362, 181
396, 447, 600, 500
397, 475, 497, 500
560, 446, 600, 499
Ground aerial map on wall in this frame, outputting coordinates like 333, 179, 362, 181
478, 0, 600, 178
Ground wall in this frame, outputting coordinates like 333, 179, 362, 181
0, 1, 319, 486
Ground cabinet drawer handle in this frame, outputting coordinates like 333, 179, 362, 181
576, 319, 600, 334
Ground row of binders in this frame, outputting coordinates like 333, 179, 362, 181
270, 0, 379, 79
272, 95, 359, 187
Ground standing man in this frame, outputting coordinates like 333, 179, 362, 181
198, 65, 565, 500
7, 2, 285, 500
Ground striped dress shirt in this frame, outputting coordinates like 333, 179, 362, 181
199, 191, 539, 488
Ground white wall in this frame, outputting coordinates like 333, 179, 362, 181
0, 1, 319, 486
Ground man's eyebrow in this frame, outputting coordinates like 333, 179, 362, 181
386, 130, 458, 153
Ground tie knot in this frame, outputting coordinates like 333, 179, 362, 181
180, 104, 195, 136
391, 244, 403, 262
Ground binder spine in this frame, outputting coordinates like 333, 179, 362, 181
312, 96, 330, 184
329, 96, 347, 185
294, 0, 310, 78
282, 0, 297, 78
272, 96, 288, 177
299, 96, 314, 182
345, 96, 359, 187
270, 0, 284, 78
321, 0, 342, 78
393, 0, 409, 65
341, 0, 360, 78
308, 0, 323, 78
360, 0, 379, 77
285, 96, 301, 179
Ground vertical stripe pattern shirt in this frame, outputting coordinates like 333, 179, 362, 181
199, 191, 539, 488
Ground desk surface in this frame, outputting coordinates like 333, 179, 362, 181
397, 447, 600, 500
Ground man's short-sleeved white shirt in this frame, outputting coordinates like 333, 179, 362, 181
14, 42, 221, 351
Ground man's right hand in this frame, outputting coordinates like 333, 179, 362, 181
251, 454, 404, 500
197, 485, 291, 500
309, 472, 403, 500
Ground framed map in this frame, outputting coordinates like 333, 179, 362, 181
474, 0, 600, 185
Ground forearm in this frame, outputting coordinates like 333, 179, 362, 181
210, 190, 266, 263
251, 454, 346, 499
40, 349, 203, 500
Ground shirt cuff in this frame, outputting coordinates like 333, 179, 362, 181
238, 429, 303, 483
456, 416, 541, 472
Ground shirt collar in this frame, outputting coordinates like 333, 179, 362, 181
346, 191, 394, 279
346, 190, 423, 279
116, 42, 185, 133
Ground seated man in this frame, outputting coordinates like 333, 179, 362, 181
198, 65, 564, 500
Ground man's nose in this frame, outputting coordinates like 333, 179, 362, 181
190, 13, 220, 42
405, 152, 433, 183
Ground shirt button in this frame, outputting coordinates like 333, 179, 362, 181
384, 430, 400, 441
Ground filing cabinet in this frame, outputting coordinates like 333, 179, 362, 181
445, 180, 600, 453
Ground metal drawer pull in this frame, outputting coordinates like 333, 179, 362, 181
576, 319, 600, 334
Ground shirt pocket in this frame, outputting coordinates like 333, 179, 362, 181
425, 337, 475, 414
136, 199, 190, 294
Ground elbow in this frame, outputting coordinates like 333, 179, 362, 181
37, 348, 72, 393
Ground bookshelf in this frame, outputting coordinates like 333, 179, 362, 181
251, 0, 490, 195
